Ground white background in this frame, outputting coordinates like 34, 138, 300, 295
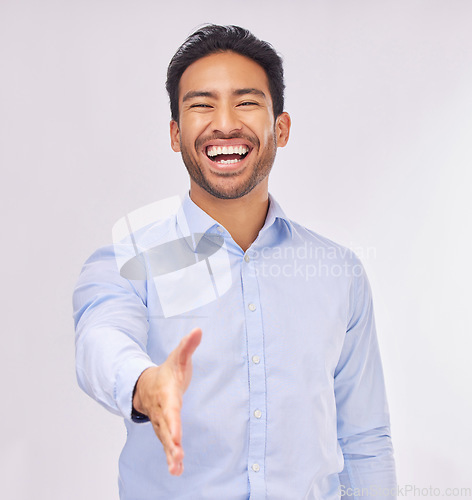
1, 1, 471, 498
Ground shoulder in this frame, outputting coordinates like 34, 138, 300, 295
286, 218, 363, 270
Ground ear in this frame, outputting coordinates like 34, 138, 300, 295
170, 120, 181, 152
275, 112, 291, 148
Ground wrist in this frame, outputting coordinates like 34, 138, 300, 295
132, 366, 160, 416
131, 367, 154, 421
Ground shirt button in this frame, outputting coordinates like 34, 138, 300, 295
252, 463, 260, 472
252, 355, 260, 364
248, 303, 256, 312
216, 226, 224, 233
244, 254, 250, 263
254, 409, 262, 419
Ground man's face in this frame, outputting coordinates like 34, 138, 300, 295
170, 51, 290, 200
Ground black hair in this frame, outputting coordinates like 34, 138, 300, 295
166, 24, 285, 123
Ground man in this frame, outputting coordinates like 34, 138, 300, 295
73, 25, 396, 499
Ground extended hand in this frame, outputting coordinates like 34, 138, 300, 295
132, 327, 202, 475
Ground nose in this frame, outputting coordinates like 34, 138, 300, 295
211, 104, 242, 135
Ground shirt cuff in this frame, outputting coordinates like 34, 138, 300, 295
115, 355, 157, 422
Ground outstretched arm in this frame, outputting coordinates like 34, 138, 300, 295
74, 246, 203, 476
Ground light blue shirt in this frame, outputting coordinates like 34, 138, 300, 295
73, 193, 396, 499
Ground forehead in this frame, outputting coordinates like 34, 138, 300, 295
178, 51, 270, 100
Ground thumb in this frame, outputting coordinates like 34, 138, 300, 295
177, 328, 202, 369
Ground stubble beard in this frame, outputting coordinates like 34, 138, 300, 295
180, 131, 278, 200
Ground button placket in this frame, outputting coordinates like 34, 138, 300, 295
241, 252, 266, 497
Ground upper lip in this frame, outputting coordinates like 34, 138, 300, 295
201, 138, 254, 154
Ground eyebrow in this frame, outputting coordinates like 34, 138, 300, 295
233, 88, 267, 99
182, 90, 216, 102
182, 88, 267, 103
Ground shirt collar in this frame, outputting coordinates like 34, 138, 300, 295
177, 191, 293, 240
177, 192, 218, 237
262, 193, 293, 237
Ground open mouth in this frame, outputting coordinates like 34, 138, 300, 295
205, 144, 250, 165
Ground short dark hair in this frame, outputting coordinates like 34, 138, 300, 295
166, 24, 285, 123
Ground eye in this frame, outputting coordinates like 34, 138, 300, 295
190, 103, 212, 109
238, 101, 258, 107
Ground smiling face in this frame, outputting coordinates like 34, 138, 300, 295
170, 51, 290, 201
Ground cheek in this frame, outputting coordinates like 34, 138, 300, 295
180, 117, 212, 146
253, 114, 275, 143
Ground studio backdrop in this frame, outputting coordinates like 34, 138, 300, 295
1, 1, 471, 498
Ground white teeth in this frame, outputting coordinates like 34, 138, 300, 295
206, 145, 249, 157
218, 159, 241, 164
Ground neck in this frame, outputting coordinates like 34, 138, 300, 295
189, 181, 269, 252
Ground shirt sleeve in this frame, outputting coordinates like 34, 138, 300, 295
335, 257, 397, 498
72, 245, 157, 421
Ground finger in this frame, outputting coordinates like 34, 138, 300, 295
162, 398, 183, 446
149, 407, 184, 475
177, 327, 202, 368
